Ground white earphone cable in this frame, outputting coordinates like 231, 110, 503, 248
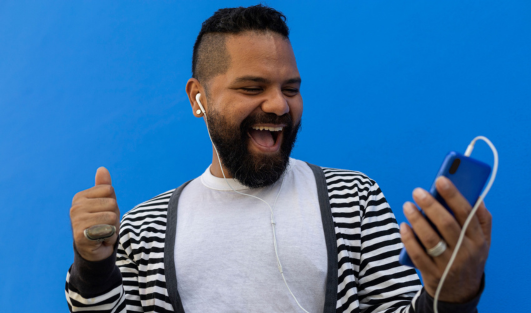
198, 93, 497, 312
197, 94, 310, 313
433, 136, 498, 313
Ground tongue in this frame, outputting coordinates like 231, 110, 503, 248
249, 129, 275, 147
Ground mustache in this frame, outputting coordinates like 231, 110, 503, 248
240, 113, 293, 131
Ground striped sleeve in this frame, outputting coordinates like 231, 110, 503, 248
323, 168, 422, 313
118, 189, 175, 313
116, 240, 144, 312
356, 180, 421, 313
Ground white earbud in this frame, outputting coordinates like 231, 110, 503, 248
195, 93, 206, 115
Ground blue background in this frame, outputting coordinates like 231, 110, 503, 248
1, 1, 529, 312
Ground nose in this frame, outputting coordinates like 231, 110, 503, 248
260, 89, 290, 116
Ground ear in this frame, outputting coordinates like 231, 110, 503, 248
186, 78, 206, 117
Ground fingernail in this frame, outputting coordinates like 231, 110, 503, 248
403, 202, 416, 215
413, 188, 427, 200
438, 176, 450, 190
400, 222, 409, 234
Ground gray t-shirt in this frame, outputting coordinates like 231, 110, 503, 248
175, 158, 327, 312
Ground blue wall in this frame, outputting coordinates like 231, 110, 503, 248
1, 1, 529, 311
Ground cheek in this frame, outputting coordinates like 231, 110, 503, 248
290, 99, 303, 123
230, 98, 259, 122
236, 107, 254, 122
214, 102, 250, 128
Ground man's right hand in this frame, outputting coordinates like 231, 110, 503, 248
70, 167, 120, 262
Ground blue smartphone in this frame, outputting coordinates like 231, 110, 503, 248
398, 151, 492, 268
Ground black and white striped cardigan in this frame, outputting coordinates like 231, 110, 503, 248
66, 164, 481, 313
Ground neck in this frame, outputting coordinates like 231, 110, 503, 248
210, 145, 233, 178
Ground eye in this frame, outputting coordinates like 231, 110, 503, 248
240, 87, 263, 94
283, 88, 299, 97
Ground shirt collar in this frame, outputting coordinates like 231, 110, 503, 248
200, 165, 250, 191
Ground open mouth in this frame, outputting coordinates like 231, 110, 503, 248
247, 125, 284, 150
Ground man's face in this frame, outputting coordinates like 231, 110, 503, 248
205, 31, 303, 188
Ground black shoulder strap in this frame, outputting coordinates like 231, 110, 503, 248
306, 162, 338, 313
164, 180, 192, 313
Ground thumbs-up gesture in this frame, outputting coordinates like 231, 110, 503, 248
70, 167, 120, 261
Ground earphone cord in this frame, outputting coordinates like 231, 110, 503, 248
433, 136, 498, 313
201, 112, 310, 313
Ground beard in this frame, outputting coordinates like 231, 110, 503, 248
206, 108, 301, 189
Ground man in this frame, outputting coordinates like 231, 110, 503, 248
66, 5, 490, 313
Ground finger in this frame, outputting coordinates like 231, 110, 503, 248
73, 185, 116, 203
73, 211, 120, 229
71, 198, 119, 215
403, 201, 451, 263
75, 230, 118, 255
399, 222, 438, 273
95, 167, 112, 186
72, 212, 119, 244
412, 188, 461, 247
435, 176, 482, 238
475, 201, 492, 247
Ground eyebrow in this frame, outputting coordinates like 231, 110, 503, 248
232, 76, 302, 85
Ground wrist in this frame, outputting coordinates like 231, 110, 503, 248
68, 242, 121, 298
426, 270, 485, 303
421, 274, 485, 313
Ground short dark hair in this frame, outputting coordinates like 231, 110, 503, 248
192, 4, 290, 83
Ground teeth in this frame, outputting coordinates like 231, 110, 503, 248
252, 126, 283, 132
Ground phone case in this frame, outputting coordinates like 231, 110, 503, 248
398, 151, 492, 268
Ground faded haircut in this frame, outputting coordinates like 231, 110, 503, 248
192, 4, 290, 84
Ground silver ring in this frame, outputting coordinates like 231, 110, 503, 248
84, 224, 116, 242
427, 240, 447, 257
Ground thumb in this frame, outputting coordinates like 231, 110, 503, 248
95, 167, 112, 186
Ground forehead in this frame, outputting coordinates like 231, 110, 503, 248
223, 31, 299, 80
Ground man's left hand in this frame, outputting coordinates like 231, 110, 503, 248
400, 176, 492, 303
